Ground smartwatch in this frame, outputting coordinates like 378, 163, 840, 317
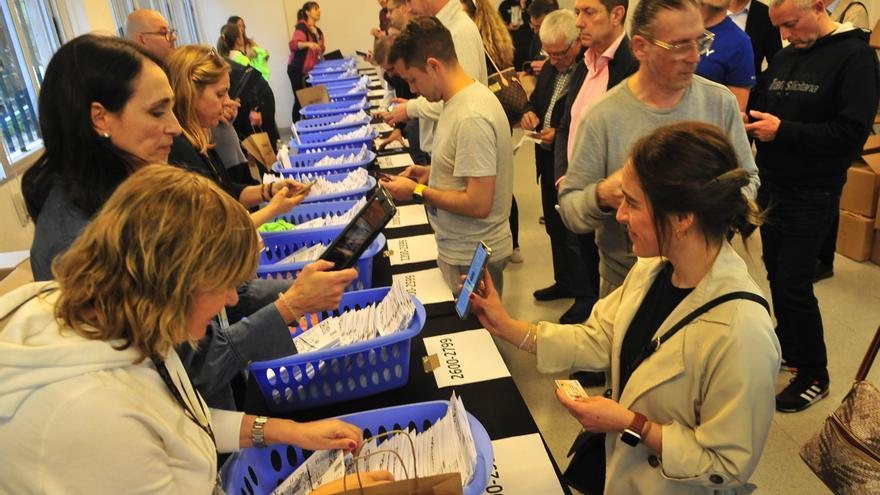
620, 412, 647, 447
412, 183, 427, 203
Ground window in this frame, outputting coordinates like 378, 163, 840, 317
0, 0, 59, 179
109, 0, 205, 45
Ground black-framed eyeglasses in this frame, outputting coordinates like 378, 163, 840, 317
141, 28, 178, 42
640, 30, 715, 57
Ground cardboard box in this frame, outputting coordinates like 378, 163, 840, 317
864, 134, 880, 154
840, 163, 880, 217
872, 232, 880, 265
837, 210, 875, 261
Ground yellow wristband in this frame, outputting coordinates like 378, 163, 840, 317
413, 184, 427, 197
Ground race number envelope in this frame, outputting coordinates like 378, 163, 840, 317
485, 434, 566, 495
387, 204, 429, 229
377, 152, 415, 169
387, 234, 438, 265
422, 329, 510, 388
392, 268, 454, 305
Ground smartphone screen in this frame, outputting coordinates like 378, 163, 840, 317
455, 242, 493, 319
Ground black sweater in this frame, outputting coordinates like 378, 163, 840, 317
748, 28, 879, 191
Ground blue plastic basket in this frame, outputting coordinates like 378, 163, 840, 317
329, 89, 369, 102
257, 227, 384, 289
285, 173, 375, 204
308, 72, 361, 85
290, 127, 376, 154
313, 57, 356, 69
294, 113, 371, 134
247, 286, 425, 411
300, 100, 370, 119
261, 199, 362, 238
220, 400, 493, 495
273, 149, 376, 175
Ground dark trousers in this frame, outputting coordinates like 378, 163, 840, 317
818, 214, 838, 267
510, 195, 519, 249
287, 64, 305, 122
759, 182, 838, 378
537, 146, 597, 299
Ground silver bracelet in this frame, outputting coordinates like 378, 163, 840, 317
252, 416, 268, 448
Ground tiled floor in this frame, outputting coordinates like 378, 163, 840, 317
499, 135, 880, 494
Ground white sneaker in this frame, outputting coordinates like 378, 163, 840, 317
509, 248, 523, 263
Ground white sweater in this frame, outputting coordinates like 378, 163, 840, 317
0, 283, 244, 494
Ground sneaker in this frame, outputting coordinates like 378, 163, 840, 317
559, 298, 594, 324
509, 248, 523, 263
780, 359, 798, 373
776, 374, 829, 412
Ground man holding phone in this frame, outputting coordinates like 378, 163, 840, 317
380, 17, 514, 295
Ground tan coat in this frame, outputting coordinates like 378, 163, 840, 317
537, 242, 781, 494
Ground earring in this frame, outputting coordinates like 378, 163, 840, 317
101, 132, 110, 139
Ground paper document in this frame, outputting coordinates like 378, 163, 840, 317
388, 204, 429, 229
513, 133, 543, 154
423, 329, 511, 388
392, 268, 454, 305
377, 152, 415, 169
387, 234, 438, 265
271, 449, 345, 495
368, 89, 386, 98
485, 434, 566, 495
371, 122, 394, 133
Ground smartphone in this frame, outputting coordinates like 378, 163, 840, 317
292, 179, 318, 198
455, 242, 493, 320
355, 50, 368, 57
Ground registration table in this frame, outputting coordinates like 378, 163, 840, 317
244, 147, 572, 494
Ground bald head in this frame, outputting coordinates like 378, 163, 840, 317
125, 9, 176, 61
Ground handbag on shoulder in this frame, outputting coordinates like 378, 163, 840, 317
483, 47, 529, 127
800, 322, 880, 494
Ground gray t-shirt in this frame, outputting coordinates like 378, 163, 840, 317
558, 75, 760, 286
428, 82, 513, 265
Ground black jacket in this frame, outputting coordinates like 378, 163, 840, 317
744, 0, 782, 79
554, 36, 639, 180
748, 28, 880, 190
168, 135, 251, 200
526, 53, 579, 180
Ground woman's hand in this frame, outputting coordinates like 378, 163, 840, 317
554, 389, 635, 434
266, 186, 303, 216
309, 472, 394, 495
459, 270, 513, 337
268, 418, 364, 453
280, 260, 358, 317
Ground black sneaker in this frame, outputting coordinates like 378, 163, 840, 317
776, 374, 829, 412
533, 284, 574, 301
559, 298, 594, 324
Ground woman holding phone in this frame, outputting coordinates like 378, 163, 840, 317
465, 122, 781, 494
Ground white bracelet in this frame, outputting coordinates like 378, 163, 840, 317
517, 325, 533, 350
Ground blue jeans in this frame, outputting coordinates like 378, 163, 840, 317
759, 182, 838, 378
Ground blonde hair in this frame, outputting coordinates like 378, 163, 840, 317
53, 164, 259, 362
165, 45, 230, 154
463, 0, 515, 69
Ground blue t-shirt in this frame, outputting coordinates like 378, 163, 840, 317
696, 17, 756, 87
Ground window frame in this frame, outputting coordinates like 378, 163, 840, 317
0, 0, 67, 183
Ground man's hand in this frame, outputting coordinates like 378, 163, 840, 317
520, 111, 539, 131
539, 127, 556, 145
596, 169, 624, 210
379, 174, 418, 201
744, 110, 781, 142
381, 98, 410, 125
530, 59, 546, 76
399, 164, 430, 184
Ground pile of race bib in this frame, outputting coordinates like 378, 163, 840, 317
311, 145, 370, 168
295, 197, 367, 230
326, 126, 372, 143
292, 279, 416, 353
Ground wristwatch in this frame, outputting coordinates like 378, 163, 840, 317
621, 412, 648, 447
252, 416, 269, 448
412, 183, 427, 203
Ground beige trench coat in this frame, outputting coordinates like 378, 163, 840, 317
537, 242, 781, 494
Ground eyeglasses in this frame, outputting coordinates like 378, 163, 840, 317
141, 28, 178, 42
542, 40, 577, 59
641, 30, 715, 57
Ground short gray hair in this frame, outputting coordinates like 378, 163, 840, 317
770, 0, 813, 9
540, 9, 578, 46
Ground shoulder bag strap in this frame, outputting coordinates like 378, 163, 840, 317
627, 291, 771, 376
838, 1, 868, 21
855, 322, 880, 381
